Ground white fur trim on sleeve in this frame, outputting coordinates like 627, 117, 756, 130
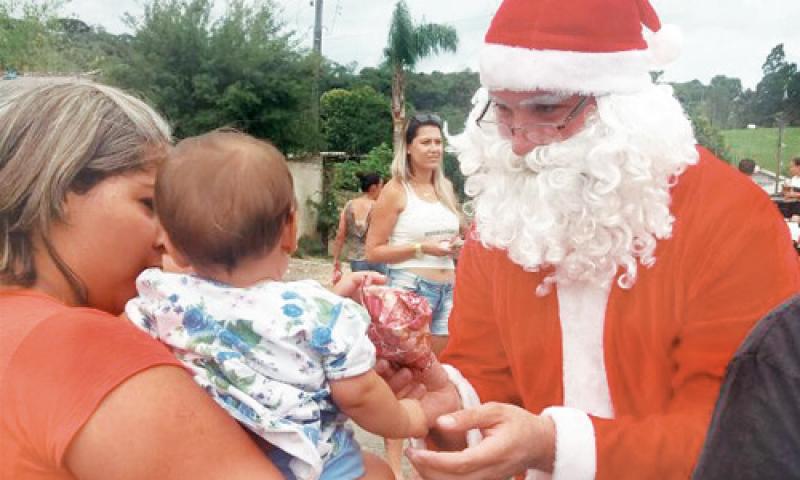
441, 364, 484, 447
537, 406, 597, 480
409, 364, 484, 450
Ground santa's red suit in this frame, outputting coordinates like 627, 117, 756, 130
441, 148, 800, 479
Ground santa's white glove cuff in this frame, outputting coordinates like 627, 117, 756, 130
441, 364, 484, 447
539, 406, 596, 480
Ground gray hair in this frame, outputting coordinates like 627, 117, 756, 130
0, 80, 171, 300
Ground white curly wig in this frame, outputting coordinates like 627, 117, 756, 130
451, 84, 698, 295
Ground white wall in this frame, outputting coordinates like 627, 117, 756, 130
287, 155, 323, 239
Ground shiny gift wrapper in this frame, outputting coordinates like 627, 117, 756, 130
362, 285, 435, 371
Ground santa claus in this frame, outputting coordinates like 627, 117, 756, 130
378, 0, 800, 479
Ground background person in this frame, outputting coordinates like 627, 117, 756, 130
737, 158, 756, 176
332, 172, 387, 284
126, 130, 426, 480
0, 81, 285, 479
367, 113, 461, 357
783, 157, 800, 200
692, 294, 800, 480
378, 0, 800, 479
366, 113, 461, 479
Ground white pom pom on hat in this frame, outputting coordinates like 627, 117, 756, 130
647, 23, 683, 67
479, 0, 683, 96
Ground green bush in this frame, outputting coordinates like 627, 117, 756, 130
294, 234, 327, 258
333, 143, 394, 191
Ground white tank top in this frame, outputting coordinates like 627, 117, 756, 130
389, 182, 459, 270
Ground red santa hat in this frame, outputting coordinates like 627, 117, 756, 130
480, 0, 682, 95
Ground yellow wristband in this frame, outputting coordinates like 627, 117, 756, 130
413, 242, 424, 259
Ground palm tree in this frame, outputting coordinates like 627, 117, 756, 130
383, 1, 458, 153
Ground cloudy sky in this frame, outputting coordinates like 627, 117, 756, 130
63, 0, 799, 90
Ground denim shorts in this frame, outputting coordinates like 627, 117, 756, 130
387, 269, 454, 336
350, 259, 388, 276
267, 427, 365, 480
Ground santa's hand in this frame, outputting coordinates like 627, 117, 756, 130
331, 271, 385, 301
376, 358, 461, 428
406, 403, 556, 480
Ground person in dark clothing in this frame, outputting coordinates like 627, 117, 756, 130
693, 294, 800, 480
738, 158, 756, 176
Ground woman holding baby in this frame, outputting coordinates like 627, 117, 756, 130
0, 81, 415, 480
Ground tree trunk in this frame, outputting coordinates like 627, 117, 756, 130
391, 63, 406, 155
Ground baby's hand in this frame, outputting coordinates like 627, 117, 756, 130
401, 399, 429, 438
332, 271, 386, 302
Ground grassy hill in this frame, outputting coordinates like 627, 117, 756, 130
722, 127, 800, 175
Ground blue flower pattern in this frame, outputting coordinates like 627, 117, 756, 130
125, 269, 375, 480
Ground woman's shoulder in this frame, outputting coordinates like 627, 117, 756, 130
383, 178, 405, 192
379, 178, 407, 205
0, 290, 139, 360
1, 296, 180, 473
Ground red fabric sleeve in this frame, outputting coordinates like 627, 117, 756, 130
440, 229, 523, 406
593, 151, 800, 479
4, 309, 181, 469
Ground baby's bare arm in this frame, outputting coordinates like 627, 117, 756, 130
330, 370, 427, 439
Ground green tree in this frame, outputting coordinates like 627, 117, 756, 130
705, 75, 742, 129
0, 0, 63, 71
752, 44, 796, 127
691, 113, 731, 163
787, 70, 800, 126
320, 86, 392, 155
406, 69, 479, 132
319, 59, 359, 92
109, 0, 313, 151
672, 79, 707, 116
383, 0, 458, 153
333, 143, 394, 192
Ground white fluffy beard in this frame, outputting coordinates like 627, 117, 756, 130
451, 85, 699, 295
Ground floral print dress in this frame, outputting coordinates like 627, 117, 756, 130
125, 269, 376, 480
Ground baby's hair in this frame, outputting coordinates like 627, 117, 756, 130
156, 129, 296, 271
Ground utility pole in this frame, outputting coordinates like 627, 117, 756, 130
313, 0, 323, 55
776, 112, 785, 195
311, 0, 323, 154
311, 0, 332, 250
775, 85, 788, 195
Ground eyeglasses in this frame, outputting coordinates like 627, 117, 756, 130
476, 96, 590, 145
410, 113, 443, 127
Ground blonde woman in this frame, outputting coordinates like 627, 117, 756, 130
366, 113, 461, 480
0, 81, 288, 479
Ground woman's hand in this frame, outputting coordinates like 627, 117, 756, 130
448, 235, 465, 257
331, 261, 343, 285
405, 403, 556, 480
422, 240, 455, 257
332, 271, 385, 302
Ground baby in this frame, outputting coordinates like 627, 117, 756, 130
125, 130, 427, 480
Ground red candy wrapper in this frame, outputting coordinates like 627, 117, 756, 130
361, 285, 435, 372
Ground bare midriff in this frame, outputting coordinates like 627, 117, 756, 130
406, 267, 455, 283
